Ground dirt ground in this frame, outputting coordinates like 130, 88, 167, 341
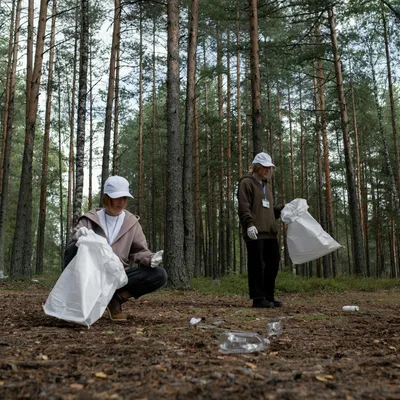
0, 282, 399, 400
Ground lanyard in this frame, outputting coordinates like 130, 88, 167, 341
252, 175, 267, 199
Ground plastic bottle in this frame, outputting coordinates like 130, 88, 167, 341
218, 331, 267, 354
267, 319, 283, 337
342, 306, 359, 311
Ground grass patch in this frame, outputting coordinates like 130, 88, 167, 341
193, 272, 400, 296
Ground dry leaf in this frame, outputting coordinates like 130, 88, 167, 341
245, 362, 257, 369
70, 383, 84, 390
373, 340, 380, 344
155, 364, 168, 372
389, 346, 397, 351
346, 396, 356, 400
315, 375, 334, 382
95, 372, 107, 379
34, 341, 41, 344
270, 351, 279, 356
42, 355, 49, 361
0, 381, 4, 386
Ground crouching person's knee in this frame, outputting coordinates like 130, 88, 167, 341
154, 267, 168, 288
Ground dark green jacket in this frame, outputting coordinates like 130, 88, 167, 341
238, 174, 282, 241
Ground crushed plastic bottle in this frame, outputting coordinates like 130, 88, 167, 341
342, 306, 359, 311
218, 331, 268, 354
267, 319, 283, 338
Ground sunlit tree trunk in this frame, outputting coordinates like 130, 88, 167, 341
36, 0, 57, 274
183, 0, 198, 278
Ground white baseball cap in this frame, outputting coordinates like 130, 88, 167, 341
104, 176, 134, 199
252, 152, 275, 168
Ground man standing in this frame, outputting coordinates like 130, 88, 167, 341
238, 152, 284, 308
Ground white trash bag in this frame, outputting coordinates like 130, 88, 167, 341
281, 198, 342, 264
43, 230, 128, 327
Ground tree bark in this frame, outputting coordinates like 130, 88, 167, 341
183, 0, 198, 278
36, 0, 57, 275
11, 0, 48, 277
328, 6, 366, 275
165, 0, 189, 288
100, 0, 120, 201
0, 0, 22, 277
249, 0, 262, 156
72, 0, 89, 227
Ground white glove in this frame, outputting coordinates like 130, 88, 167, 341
75, 226, 89, 239
151, 250, 164, 268
247, 226, 258, 240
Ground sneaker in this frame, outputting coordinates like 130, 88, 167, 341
252, 298, 275, 308
106, 295, 128, 321
272, 298, 282, 307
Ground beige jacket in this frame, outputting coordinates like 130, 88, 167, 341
64, 209, 154, 269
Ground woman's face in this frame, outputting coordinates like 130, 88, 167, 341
106, 197, 128, 216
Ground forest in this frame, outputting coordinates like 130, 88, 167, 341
1, 0, 400, 286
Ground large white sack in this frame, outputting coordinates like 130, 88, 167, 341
281, 198, 342, 264
43, 230, 128, 327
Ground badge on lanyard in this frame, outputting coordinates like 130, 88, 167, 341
262, 199, 270, 208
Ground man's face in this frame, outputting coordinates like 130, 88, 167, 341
259, 166, 273, 180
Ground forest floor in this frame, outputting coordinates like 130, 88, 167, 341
0, 281, 400, 400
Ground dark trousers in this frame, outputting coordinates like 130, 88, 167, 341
120, 266, 168, 299
246, 238, 280, 300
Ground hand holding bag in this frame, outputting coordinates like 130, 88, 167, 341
281, 198, 342, 264
43, 230, 128, 327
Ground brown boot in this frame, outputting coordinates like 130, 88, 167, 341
106, 294, 128, 321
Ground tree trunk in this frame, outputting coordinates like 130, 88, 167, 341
36, 0, 57, 275
249, 0, 262, 155
183, 0, 198, 278
113, 40, 120, 175
382, 7, 400, 197
328, 6, 366, 275
368, 44, 400, 218
165, 0, 189, 288
72, 0, 89, 227
57, 66, 65, 268
317, 54, 337, 276
217, 28, 225, 277
66, 3, 79, 241
88, 32, 93, 210
138, 5, 143, 215
226, 31, 232, 274
100, 0, 120, 201
11, 0, 48, 277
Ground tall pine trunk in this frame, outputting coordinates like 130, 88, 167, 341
11, 0, 48, 277
36, 0, 57, 274
166, 0, 189, 288
249, 0, 262, 155
100, 0, 120, 200
72, 0, 89, 227
328, 6, 366, 274
183, 0, 198, 278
